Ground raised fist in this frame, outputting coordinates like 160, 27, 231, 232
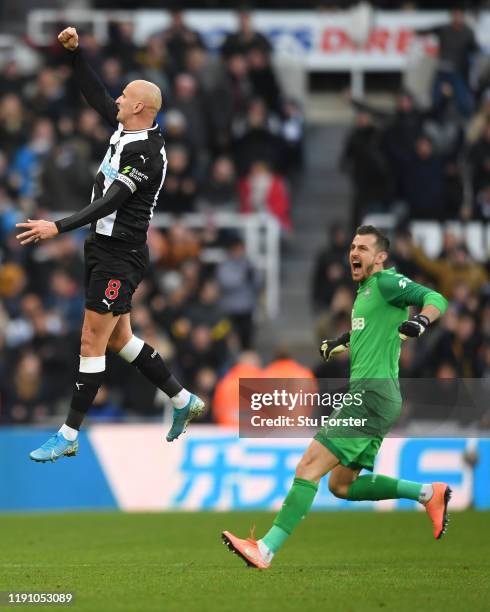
58, 27, 79, 51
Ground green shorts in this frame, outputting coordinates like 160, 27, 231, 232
314, 388, 402, 471
314, 432, 382, 471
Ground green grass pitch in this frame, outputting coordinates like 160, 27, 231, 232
0, 511, 489, 611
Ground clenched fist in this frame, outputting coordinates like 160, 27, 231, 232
58, 27, 79, 51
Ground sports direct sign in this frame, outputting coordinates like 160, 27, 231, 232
28, 10, 490, 71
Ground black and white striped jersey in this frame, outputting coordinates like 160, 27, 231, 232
62, 48, 167, 247
92, 123, 167, 245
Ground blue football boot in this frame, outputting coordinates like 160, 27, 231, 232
30, 432, 79, 463
166, 394, 205, 442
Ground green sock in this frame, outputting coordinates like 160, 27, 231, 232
346, 474, 423, 501
262, 477, 318, 553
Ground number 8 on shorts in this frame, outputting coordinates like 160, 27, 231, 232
105, 279, 121, 300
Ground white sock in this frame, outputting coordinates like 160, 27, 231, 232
59, 423, 78, 441
118, 335, 144, 363
171, 389, 191, 409
257, 540, 274, 563
419, 484, 433, 504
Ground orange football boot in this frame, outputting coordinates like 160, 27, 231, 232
222, 530, 271, 569
425, 482, 452, 539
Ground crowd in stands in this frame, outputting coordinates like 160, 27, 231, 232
333, 9, 490, 427
0, 10, 304, 425
341, 9, 490, 226
0, 8, 489, 429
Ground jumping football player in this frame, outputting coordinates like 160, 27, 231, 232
16, 26, 204, 462
223, 225, 450, 568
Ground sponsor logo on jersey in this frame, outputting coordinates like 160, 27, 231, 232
352, 317, 365, 330
101, 156, 119, 181
122, 165, 149, 183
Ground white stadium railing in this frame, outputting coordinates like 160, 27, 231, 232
152, 211, 281, 319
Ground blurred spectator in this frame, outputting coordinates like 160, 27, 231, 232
163, 110, 195, 171
77, 31, 105, 68
221, 10, 272, 58
0, 60, 24, 97
157, 222, 201, 270
184, 44, 218, 94
25, 67, 68, 121
281, 99, 305, 178
381, 92, 424, 180
0, 262, 26, 318
134, 34, 170, 93
263, 347, 316, 380
199, 156, 238, 210
389, 229, 424, 279
45, 269, 84, 332
105, 21, 139, 73
1, 352, 50, 424
311, 223, 350, 311
38, 135, 94, 212
216, 236, 260, 349
176, 323, 229, 390
168, 73, 209, 168
158, 145, 197, 214
247, 47, 282, 114
239, 161, 292, 231
187, 280, 232, 346
0, 94, 28, 158
474, 183, 490, 221
468, 121, 490, 198
160, 10, 205, 77
75, 108, 110, 164
431, 310, 481, 377
209, 53, 253, 151
398, 136, 445, 219
9, 118, 55, 198
100, 57, 125, 99
467, 90, 490, 145
413, 244, 488, 298
417, 8, 478, 117
213, 351, 263, 428
340, 110, 392, 225
233, 98, 285, 175
411, 240, 488, 298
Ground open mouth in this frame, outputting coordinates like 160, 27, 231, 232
351, 261, 362, 270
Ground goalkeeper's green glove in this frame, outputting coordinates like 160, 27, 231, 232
398, 314, 430, 340
319, 332, 350, 362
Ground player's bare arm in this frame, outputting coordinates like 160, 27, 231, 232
15, 219, 59, 245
